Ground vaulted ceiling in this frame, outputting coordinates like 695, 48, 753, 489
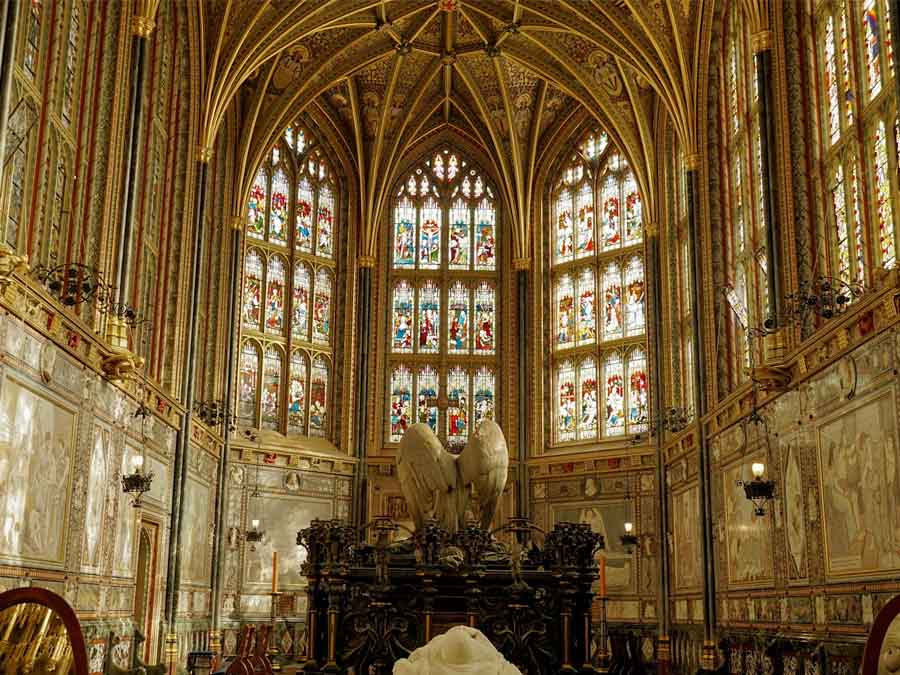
193, 0, 720, 260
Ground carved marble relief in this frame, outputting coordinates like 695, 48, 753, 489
0, 375, 76, 566
672, 485, 702, 591
783, 437, 808, 580
112, 443, 139, 578
817, 390, 900, 579
82, 423, 111, 573
182, 474, 213, 586
724, 456, 774, 585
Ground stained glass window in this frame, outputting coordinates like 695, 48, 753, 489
238, 125, 339, 439
243, 250, 263, 330
549, 132, 648, 444
61, 1, 80, 125
312, 269, 332, 344
447, 367, 469, 443
265, 255, 286, 334
474, 282, 495, 355
261, 348, 283, 430
873, 120, 896, 268
577, 358, 598, 440
448, 281, 470, 354
390, 366, 413, 442
577, 267, 596, 345
309, 356, 329, 436
449, 199, 470, 269
292, 263, 311, 340
238, 342, 260, 426
840, 9, 854, 127
627, 349, 648, 431
417, 366, 439, 432
475, 199, 496, 270
556, 361, 576, 443
420, 197, 441, 269
23, 0, 42, 80
288, 352, 307, 434
604, 353, 625, 436
269, 168, 289, 245
473, 367, 495, 424
824, 15, 841, 144
387, 151, 499, 445
863, 0, 883, 99
555, 275, 575, 349
624, 257, 645, 336
418, 280, 440, 354
248, 169, 266, 239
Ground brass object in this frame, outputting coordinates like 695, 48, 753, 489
131, 16, 156, 38
0, 602, 75, 675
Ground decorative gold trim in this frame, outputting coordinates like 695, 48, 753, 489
683, 153, 701, 171
643, 222, 659, 239
230, 217, 245, 232
512, 257, 531, 271
195, 145, 213, 164
0, 247, 29, 293
701, 640, 718, 669
357, 255, 377, 269
131, 16, 156, 38
751, 30, 773, 54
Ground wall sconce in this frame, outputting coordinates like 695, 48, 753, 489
122, 454, 153, 507
737, 462, 776, 516
620, 521, 639, 553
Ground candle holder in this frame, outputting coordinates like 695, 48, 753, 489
269, 591, 282, 672
595, 594, 610, 673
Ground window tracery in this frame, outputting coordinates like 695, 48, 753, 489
812, 0, 899, 286
387, 148, 498, 445
550, 132, 648, 445
238, 126, 338, 438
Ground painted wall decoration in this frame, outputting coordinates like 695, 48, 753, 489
0, 376, 75, 566
672, 485, 702, 591
724, 456, 774, 585
552, 501, 633, 590
783, 438, 808, 580
82, 423, 111, 573
113, 444, 139, 577
182, 474, 212, 585
244, 495, 333, 590
817, 390, 900, 579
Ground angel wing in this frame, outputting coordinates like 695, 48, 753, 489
397, 423, 461, 533
457, 419, 509, 530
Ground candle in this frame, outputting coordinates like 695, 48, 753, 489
271, 551, 279, 593
599, 556, 607, 598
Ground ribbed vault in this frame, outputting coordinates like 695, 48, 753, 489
201, 0, 716, 259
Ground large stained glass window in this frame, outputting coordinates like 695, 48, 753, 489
386, 148, 499, 446
813, 0, 898, 298
549, 133, 649, 445
237, 122, 339, 439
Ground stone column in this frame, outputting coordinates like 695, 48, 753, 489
645, 223, 670, 673
107, 14, 154, 349
164, 147, 210, 673
513, 257, 530, 519
685, 153, 717, 672
353, 256, 375, 528
209, 220, 243, 655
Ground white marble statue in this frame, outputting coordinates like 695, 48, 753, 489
393, 625, 522, 675
397, 420, 508, 534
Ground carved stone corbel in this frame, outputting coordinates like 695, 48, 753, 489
100, 348, 145, 382
0, 247, 29, 294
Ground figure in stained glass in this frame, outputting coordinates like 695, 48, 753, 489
417, 367, 439, 432
296, 177, 313, 252
449, 199, 470, 268
418, 281, 440, 353
265, 256, 286, 333
309, 358, 328, 435
390, 366, 413, 442
248, 170, 266, 239
601, 176, 620, 250
448, 282, 469, 353
625, 258, 645, 336
576, 184, 594, 257
556, 190, 574, 261
288, 353, 307, 433
420, 199, 441, 268
578, 360, 598, 439
863, 0, 882, 98
293, 263, 310, 340
392, 281, 414, 352
316, 186, 334, 257
474, 283, 494, 354
474, 368, 495, 424
577, 268, 596, 344
475, 199, 496, 269
243, 250, 263, 330
628, 356, 648, 428
557, 363, 576, 442
448, 368, 469, 441
269, 169, 289, 244
605, 357, 625, 435
556, 275, 575, 348
603, 265, 623, 339
261, 348, 282, 429
313, 270, 332, 344
239, 343, 260, 426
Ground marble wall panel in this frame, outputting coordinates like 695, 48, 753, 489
723, 454, 774, 585
671, 485, 702, 591
552, 500, 634, 591
182, 473, 213, 586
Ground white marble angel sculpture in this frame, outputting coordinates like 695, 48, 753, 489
397, 420, 508, 534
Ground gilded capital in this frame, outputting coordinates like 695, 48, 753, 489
512, 257, 531, 271
195, 145, 213, 164
684, 153, 701, 171
751, 30, 773, 53
131, 16, 156, 38
231, 217, 245, 232
357, 255, 377, 269
644, 222, 659, 239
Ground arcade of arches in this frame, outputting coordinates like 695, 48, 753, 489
0, 0, 899, 672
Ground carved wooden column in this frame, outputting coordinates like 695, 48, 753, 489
0, 0, 19, 168
685, 154, 718, 672
353, 256, 375, 528
107, 12, 154, 350
209, 220, 243, 656
646, 222, 670, 673
164, 147, 210, 673
514, 257, 530, 518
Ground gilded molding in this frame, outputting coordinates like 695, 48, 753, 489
230, 217, 245, 232
195, 145, 213, 164
751, 30, 773, 54
512, 257, 531, 271
131, 16, 156, 38
683, 153, 701, 171
644, 222, 659, 239
357, 255, 376, 269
